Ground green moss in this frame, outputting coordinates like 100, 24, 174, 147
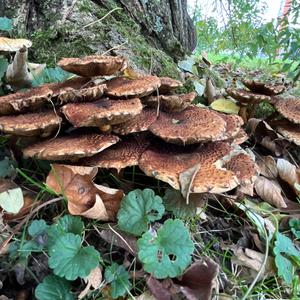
255, 101, 276, 119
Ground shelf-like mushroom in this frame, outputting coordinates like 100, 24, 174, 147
277, 123, 300, 146
0, 86, 53, 115
58, 55, 126, 77
105, 76, 161, 98
149, 106, 227, 144
226, 88, 272, 104
158, 77, 183, 94
143, 92, 197, 112
112, 108, 157, 135
242, 79, 286, 96
275, 98, 300, 124
61, 98, 142, 128
0, 110, 62, 137
23, 133, 119, 160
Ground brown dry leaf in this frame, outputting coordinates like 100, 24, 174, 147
256, 156, 278, 179
277, 159, 299, 193
136, 292, 157, 300
179, 163, 201, 204
46, 164, 123, 220
231, 247, 275, 280
173, 258, 219, 300
254, 176, 287, 208
78, 266, 102, 299
146, 277, 173, 300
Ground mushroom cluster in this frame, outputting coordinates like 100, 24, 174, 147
0, 54, 257, 195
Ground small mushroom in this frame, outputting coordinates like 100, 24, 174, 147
0, 86, 53, 115
143, 92, 197, 112
23, 133, 119, 160
242, 79, 286, 96
158, 77, 183, 94
0, 37, 32, 53
226, 88, 272, 104
149, 106, 227, 144
274, 98, 300, 124
277, 123, 300, 146
58, 55, 127, 77
61, 98, 143, 127
0, 110, 62, 137
112, 108, 157, 135
105, 76, 161, 98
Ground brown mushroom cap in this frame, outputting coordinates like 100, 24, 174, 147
275, 98, 300, 124
105, 76, 161, 98
58, 55, 126, 77
112, 108, 157, 135
218, 113, 244, 140
48, 77, 107, 103
149, 106, 227, 144
230, 129, 248, 145
143, 92, 197, 112
23, 133, 119, 160
0, 37, 32, 52
226, 88, 272, 104
0, 86, 53, 115
62, 98, 142, 127
82, 134, 151, 170
158, 77, 183, 93
277, 123, 300, 146
0, 110, 62, 137
242, 79, 286, 96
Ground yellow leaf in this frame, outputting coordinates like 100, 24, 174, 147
210, 99, 240, 114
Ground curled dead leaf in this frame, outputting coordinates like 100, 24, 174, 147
79, 266, 102, 299
256, 156, 278, 179
254, 176, 287, 208
277, 159, 299, 195
46, 164, 123, 220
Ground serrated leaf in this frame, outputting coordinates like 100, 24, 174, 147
273, 232, 300, 283
210, 99, 240, 114
28, 220, 48, 237
0, 188, 24, 214
104, 263, 131, 299
137, 219, 194, 279
49, 233, 100, 280
35, 275, 74, 300
117, 189, 165, 236
289, 219, 300, 239
163, 188, 198, 218
0, 17, 13, 31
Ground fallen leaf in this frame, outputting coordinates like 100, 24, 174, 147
173, 258, 219, 300
0, 188, 24, 214
146, 277, 173, 300
136, 291, 157, 300
256, 156, 278, 179
79, 266, 102, 299
46, 164, 123, 220
277, 159, 299, 195
254, 176, 287, 208
210, 98, 240, 114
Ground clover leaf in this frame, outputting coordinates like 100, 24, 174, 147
137, 219, 194, 279
274, 232, 300, 283
28, 220, 48, 237
35, 275, 74, 300
49, 233, 100, 280
104, 263, 131, 299
117, 189, 165, 236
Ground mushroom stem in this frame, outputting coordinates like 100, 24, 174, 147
99, 124, 112, 133
239, 106, 248, 123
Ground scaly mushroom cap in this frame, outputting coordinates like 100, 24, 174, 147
218, 113, 244, 140
105, 76, 161, 98
48, 77, 106, 103
112, 108, 157, 135
0, 86, 53, 115
242, 79, 286, 96
230, 129, 249, 145
149, 106, 227, 144
58, 55, 126, 77
62, 98, 142, 127
226, 88, 271, 104
0, 110, 62, 137
82, 134, 151, 170
143, 92, 197, 112
277, 123, 300, 146
23, 133, 119, 160
0, 37, 32, 52
275, 98, 300, 124
158, 77, 183, 93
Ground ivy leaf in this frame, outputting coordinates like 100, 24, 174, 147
0, 188, 24, 214
289, 219, 300, 239
117, 189, 165, 236
35, 275, 74, 300
137, 219, 194, 279
104, 263, 131, 299
0, 17, 13, 31
28, 220, 48, 237
49, 233, 100, 280
273, 232, 300, 283
163, 188, 198, 218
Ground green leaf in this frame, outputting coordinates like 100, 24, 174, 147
193, 81, 205, 96
31, 67, 71, 87
0, 57, 8, 80
0, 157, 15, 178
104, 263, 131, 299
0, 188, 24, 214
273, 232, 300, 283
137, 219, 194, 279
210, 99, 240, 114
28, 220, 48, 237
49, 233, 100, 280
117, 189, 165, 236
35, 275, 74, 300
289, 219, 300, 239
178, 58, 195, 73
163, 188, 198, 218
0, 17, 13, 31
